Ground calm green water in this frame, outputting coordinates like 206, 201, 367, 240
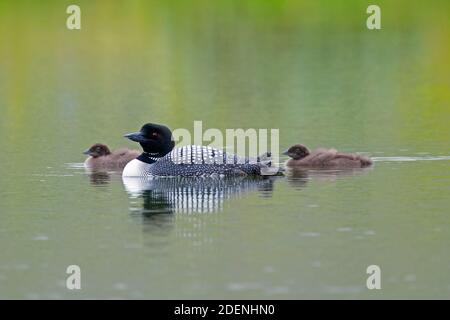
0, 1, 449, 299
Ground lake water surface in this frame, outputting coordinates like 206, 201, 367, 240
0, 1, 449, 299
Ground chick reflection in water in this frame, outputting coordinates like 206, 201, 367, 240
85, 170, 112, 186
285, 166, 372, 189
123, 176, 275, 215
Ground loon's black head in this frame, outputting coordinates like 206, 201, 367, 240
124, 123, 175, 157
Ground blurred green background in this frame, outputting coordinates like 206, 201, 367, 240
0, 0, 449, 157
0, 0, 449, 299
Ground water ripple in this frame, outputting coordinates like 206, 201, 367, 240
373, 156, 450, 162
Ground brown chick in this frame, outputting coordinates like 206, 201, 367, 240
83, 143, 140, 170
283, 144, 372, 168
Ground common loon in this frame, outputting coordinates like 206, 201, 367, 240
83, 143, 140, 170
283, 144, 372, 168
122, 123, 278, 177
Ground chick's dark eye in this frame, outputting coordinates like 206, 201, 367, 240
152, 132, 158, 137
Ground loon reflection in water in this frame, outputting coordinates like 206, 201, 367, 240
123, 176, 276, 215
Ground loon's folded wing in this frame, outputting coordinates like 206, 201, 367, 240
150, 146, 279, 176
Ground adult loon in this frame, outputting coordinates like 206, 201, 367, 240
122, 123, 278, 177
83, 143, 140, 170
283, 144, 372, 168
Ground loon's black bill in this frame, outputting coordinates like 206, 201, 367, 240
282, 150, 289, 156
83, 149, 92, 155
124, 131, 146, 143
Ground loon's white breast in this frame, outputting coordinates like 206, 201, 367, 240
122, 158, 153, 177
